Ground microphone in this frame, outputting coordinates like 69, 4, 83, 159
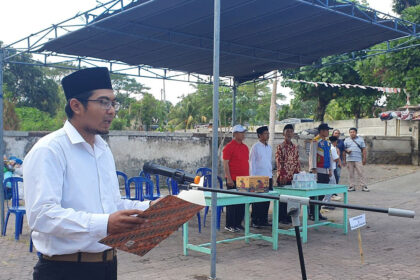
143, 162, 201, 184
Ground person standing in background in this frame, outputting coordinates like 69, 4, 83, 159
250, 126, 273, 228
222, 124, 249, 232
343, 127, 369, 192
308, 123, 333, 221
332, 129, 344, 184
275, 124, 300, 224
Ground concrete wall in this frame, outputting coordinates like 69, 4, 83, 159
274, 118, 414, 137
2, 130, 414, 178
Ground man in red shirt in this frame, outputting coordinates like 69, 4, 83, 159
222, 124, 249, 232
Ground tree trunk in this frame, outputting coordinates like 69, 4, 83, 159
315, 96, 328, 122
268, 71, 278, 149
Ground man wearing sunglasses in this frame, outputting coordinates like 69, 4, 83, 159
24, 67, 151, 280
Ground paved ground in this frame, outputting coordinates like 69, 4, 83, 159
1, 164, 419, 280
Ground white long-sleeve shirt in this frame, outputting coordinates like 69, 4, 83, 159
249, 141, 272, 178
23, 121, 149, 256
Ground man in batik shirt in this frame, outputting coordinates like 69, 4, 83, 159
276, 124, 300, 224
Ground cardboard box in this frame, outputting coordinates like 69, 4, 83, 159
236, 176, 269, 193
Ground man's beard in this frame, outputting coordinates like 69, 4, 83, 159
85, 126, 109, 135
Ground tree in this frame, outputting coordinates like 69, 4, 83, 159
283, 52, 384, 121
15, 107, 65, 131
357, 4, 420, 109
393, 0, 420, 14
3, 88, 20, 130
277, 96, 317, 120
3, 48, 61, 116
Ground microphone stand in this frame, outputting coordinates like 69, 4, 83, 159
177, 183, 415, 280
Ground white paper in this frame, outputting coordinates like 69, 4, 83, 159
349, 214, 366, 230
177, 190, 206, 206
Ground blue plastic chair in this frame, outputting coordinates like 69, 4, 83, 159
166, 177, 179, 195
116, 171, 130, 199
3, 177, 26, 240
127, 176, 148, 201
166, 176, 201, 233
139, 171, 161, 200
196, 168, 223, 230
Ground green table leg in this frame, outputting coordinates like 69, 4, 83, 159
245, 203, 250, 243
183, 222, 188, 256
302, 204, 308, 243
343, 191, 348, 234
272, 200, 279, 250
314, 195, 319, 223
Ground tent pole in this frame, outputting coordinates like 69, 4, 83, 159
210, 0, 221, 278
232, 80, 237, 126
0, 49, 5, 233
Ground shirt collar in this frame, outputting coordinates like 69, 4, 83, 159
64, 120, 108, 150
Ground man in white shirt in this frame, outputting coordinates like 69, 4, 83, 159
24, 67, 152, 280
249, 126, 272, 228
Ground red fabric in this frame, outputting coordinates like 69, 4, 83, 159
222, 140, 249, 180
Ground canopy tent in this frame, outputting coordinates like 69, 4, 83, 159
40, 0, 417, 83
1, 0, 419, 278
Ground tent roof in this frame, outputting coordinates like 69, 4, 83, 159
41, 0, 410, 83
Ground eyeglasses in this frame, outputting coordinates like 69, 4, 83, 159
81, 99, 120, 111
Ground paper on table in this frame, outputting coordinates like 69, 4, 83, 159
99, 195, 204, 257
177, 190, 206, 206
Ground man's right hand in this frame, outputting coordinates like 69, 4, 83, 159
227, 177, 234, 187
107, 209, 148, 235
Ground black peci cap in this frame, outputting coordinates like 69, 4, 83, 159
61, 67, 113, 100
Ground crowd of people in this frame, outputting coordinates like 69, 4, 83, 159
9, 67, 370, 279
222, 122, 368, 231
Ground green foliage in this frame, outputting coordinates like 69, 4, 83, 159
282, 52, 382, 121
167, 80, 280, 130
356, 5, 420, 110
393, 0, 420, 14
278, 97, 317, 120
324, 100, 350, 121
112, 93, 170, 131
3, 94, 20, 130
3, 50, 61, 116
110, 118, 126, 130
15, 107, 65, 131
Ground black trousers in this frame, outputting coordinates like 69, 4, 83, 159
225, 180, 245, 228
309, 173, 329, 216
277, 181, 292, 223
251, 178, 273, 225
33, 256, 117, 280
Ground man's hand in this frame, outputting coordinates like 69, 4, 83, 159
362, 159, 367, 165
342, 161, 346, 167
107, 209, 147, 235
227, 177, 234, 187
149, 197, 163, 207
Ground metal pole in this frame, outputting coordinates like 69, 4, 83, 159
232, 79, 237, 126
294, 227, 307, 280
0, 49, 5, 233
210, 0, 221, 278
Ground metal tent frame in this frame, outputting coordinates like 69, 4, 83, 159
1, 0, 419, 279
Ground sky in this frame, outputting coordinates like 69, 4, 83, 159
0, 0, 396, 105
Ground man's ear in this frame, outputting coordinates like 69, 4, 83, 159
69, 98, 85, 116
